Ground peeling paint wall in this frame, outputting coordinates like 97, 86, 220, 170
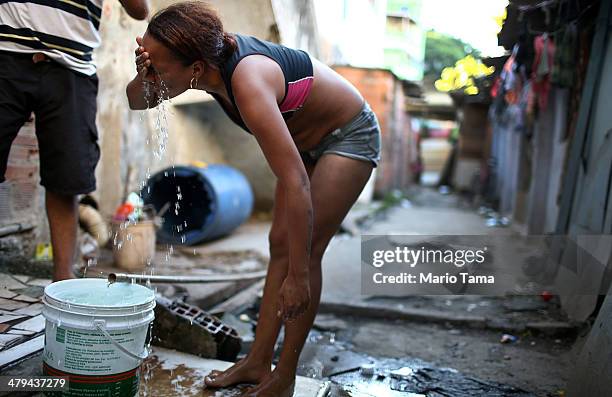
271, 0, 320, 56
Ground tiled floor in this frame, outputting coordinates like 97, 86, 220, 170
0, 272, 50, 369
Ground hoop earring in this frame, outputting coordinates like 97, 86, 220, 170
190, 76, 198, 89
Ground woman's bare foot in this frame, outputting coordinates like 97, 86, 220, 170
204, 356, 272, 388
239, 367, 296, 397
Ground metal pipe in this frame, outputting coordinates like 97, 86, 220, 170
0, 223, 34, 237
107, 270, 268, 284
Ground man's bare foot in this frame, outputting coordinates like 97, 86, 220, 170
239, 367, 295, 397
204, 356, 272, 388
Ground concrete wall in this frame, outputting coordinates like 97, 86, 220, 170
173, 101, 275, 210
271, 0, 320, 57
95, 1, 157, 217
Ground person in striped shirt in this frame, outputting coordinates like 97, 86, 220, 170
0, 0, 149, 281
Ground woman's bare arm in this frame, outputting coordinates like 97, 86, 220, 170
118, 0, 149, 20
127, 36, 159, 110
232, 55, 312, 320
126, 76, 158, 110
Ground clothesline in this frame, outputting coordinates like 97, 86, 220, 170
525, 2, 596, 35
514, 0, 559, 12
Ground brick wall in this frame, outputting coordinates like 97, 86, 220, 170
1, 119, 40, 222
333, 66, 414, 195
0, 118, 47, 258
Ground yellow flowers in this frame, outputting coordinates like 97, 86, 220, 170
434, 55, 495, 95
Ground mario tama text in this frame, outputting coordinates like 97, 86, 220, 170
370, 245, 494, 285
361, 235, 505, 295
362, 234, 612, 296
373, 271, 494, 285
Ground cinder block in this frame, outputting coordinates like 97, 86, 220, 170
152, 296, 241, 362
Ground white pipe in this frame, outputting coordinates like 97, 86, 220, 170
107, 270, 267, 284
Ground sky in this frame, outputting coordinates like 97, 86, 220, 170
421, 0, 510, 57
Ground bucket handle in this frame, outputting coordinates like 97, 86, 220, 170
93, 320, 149, 361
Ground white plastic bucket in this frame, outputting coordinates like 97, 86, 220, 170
41, 278, 155, 396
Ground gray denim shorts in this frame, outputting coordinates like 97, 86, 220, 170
300, 101, 381, 168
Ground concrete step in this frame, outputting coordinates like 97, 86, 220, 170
142, 347, 331, 396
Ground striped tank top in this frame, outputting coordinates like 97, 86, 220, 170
0, 0, 102, 75
210, 34, 314, 134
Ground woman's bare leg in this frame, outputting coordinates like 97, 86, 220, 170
241, 154, 373, 397
205, 162, 316, 388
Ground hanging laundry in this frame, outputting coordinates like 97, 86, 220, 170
531, 34, 556, 111
502, 45, 523, 106
552, 24, 578, 88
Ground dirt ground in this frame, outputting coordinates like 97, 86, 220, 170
329, 314, 575, 396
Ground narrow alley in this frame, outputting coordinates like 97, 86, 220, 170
1, 0, 611, 396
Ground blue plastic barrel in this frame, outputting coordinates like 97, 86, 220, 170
141, 164, 254, 245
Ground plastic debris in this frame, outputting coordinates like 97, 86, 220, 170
500, 334, 518, 344
113, 192, 152, 222
390, 366, 415, 379
34, 243, 53, 261
541, 290, 553, 302
114, 203, 135, 222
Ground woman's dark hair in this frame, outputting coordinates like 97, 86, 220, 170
147, 1, 237, 67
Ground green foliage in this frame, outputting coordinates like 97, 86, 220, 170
424, 30, 480, 80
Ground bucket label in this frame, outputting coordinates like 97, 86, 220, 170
45, 325, 144, 373
43, 323, 148, 396
43, 363, 140, 397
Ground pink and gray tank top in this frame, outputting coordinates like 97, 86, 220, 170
209, 34, 314, 134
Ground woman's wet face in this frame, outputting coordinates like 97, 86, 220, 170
141, 32, 192, 98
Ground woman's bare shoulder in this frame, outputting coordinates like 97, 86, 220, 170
231, 55, 285, 103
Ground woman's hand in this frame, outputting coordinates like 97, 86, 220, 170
277, 274, 311, 322
127, 36, 159, 109
134, 36, 152, 80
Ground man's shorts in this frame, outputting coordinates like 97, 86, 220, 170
0, 50, 100, 195
300, 101, 382, 168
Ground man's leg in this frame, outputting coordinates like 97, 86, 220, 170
34, 65, 100, 281
0, 53, 32, 186
45, 191, 77, 281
